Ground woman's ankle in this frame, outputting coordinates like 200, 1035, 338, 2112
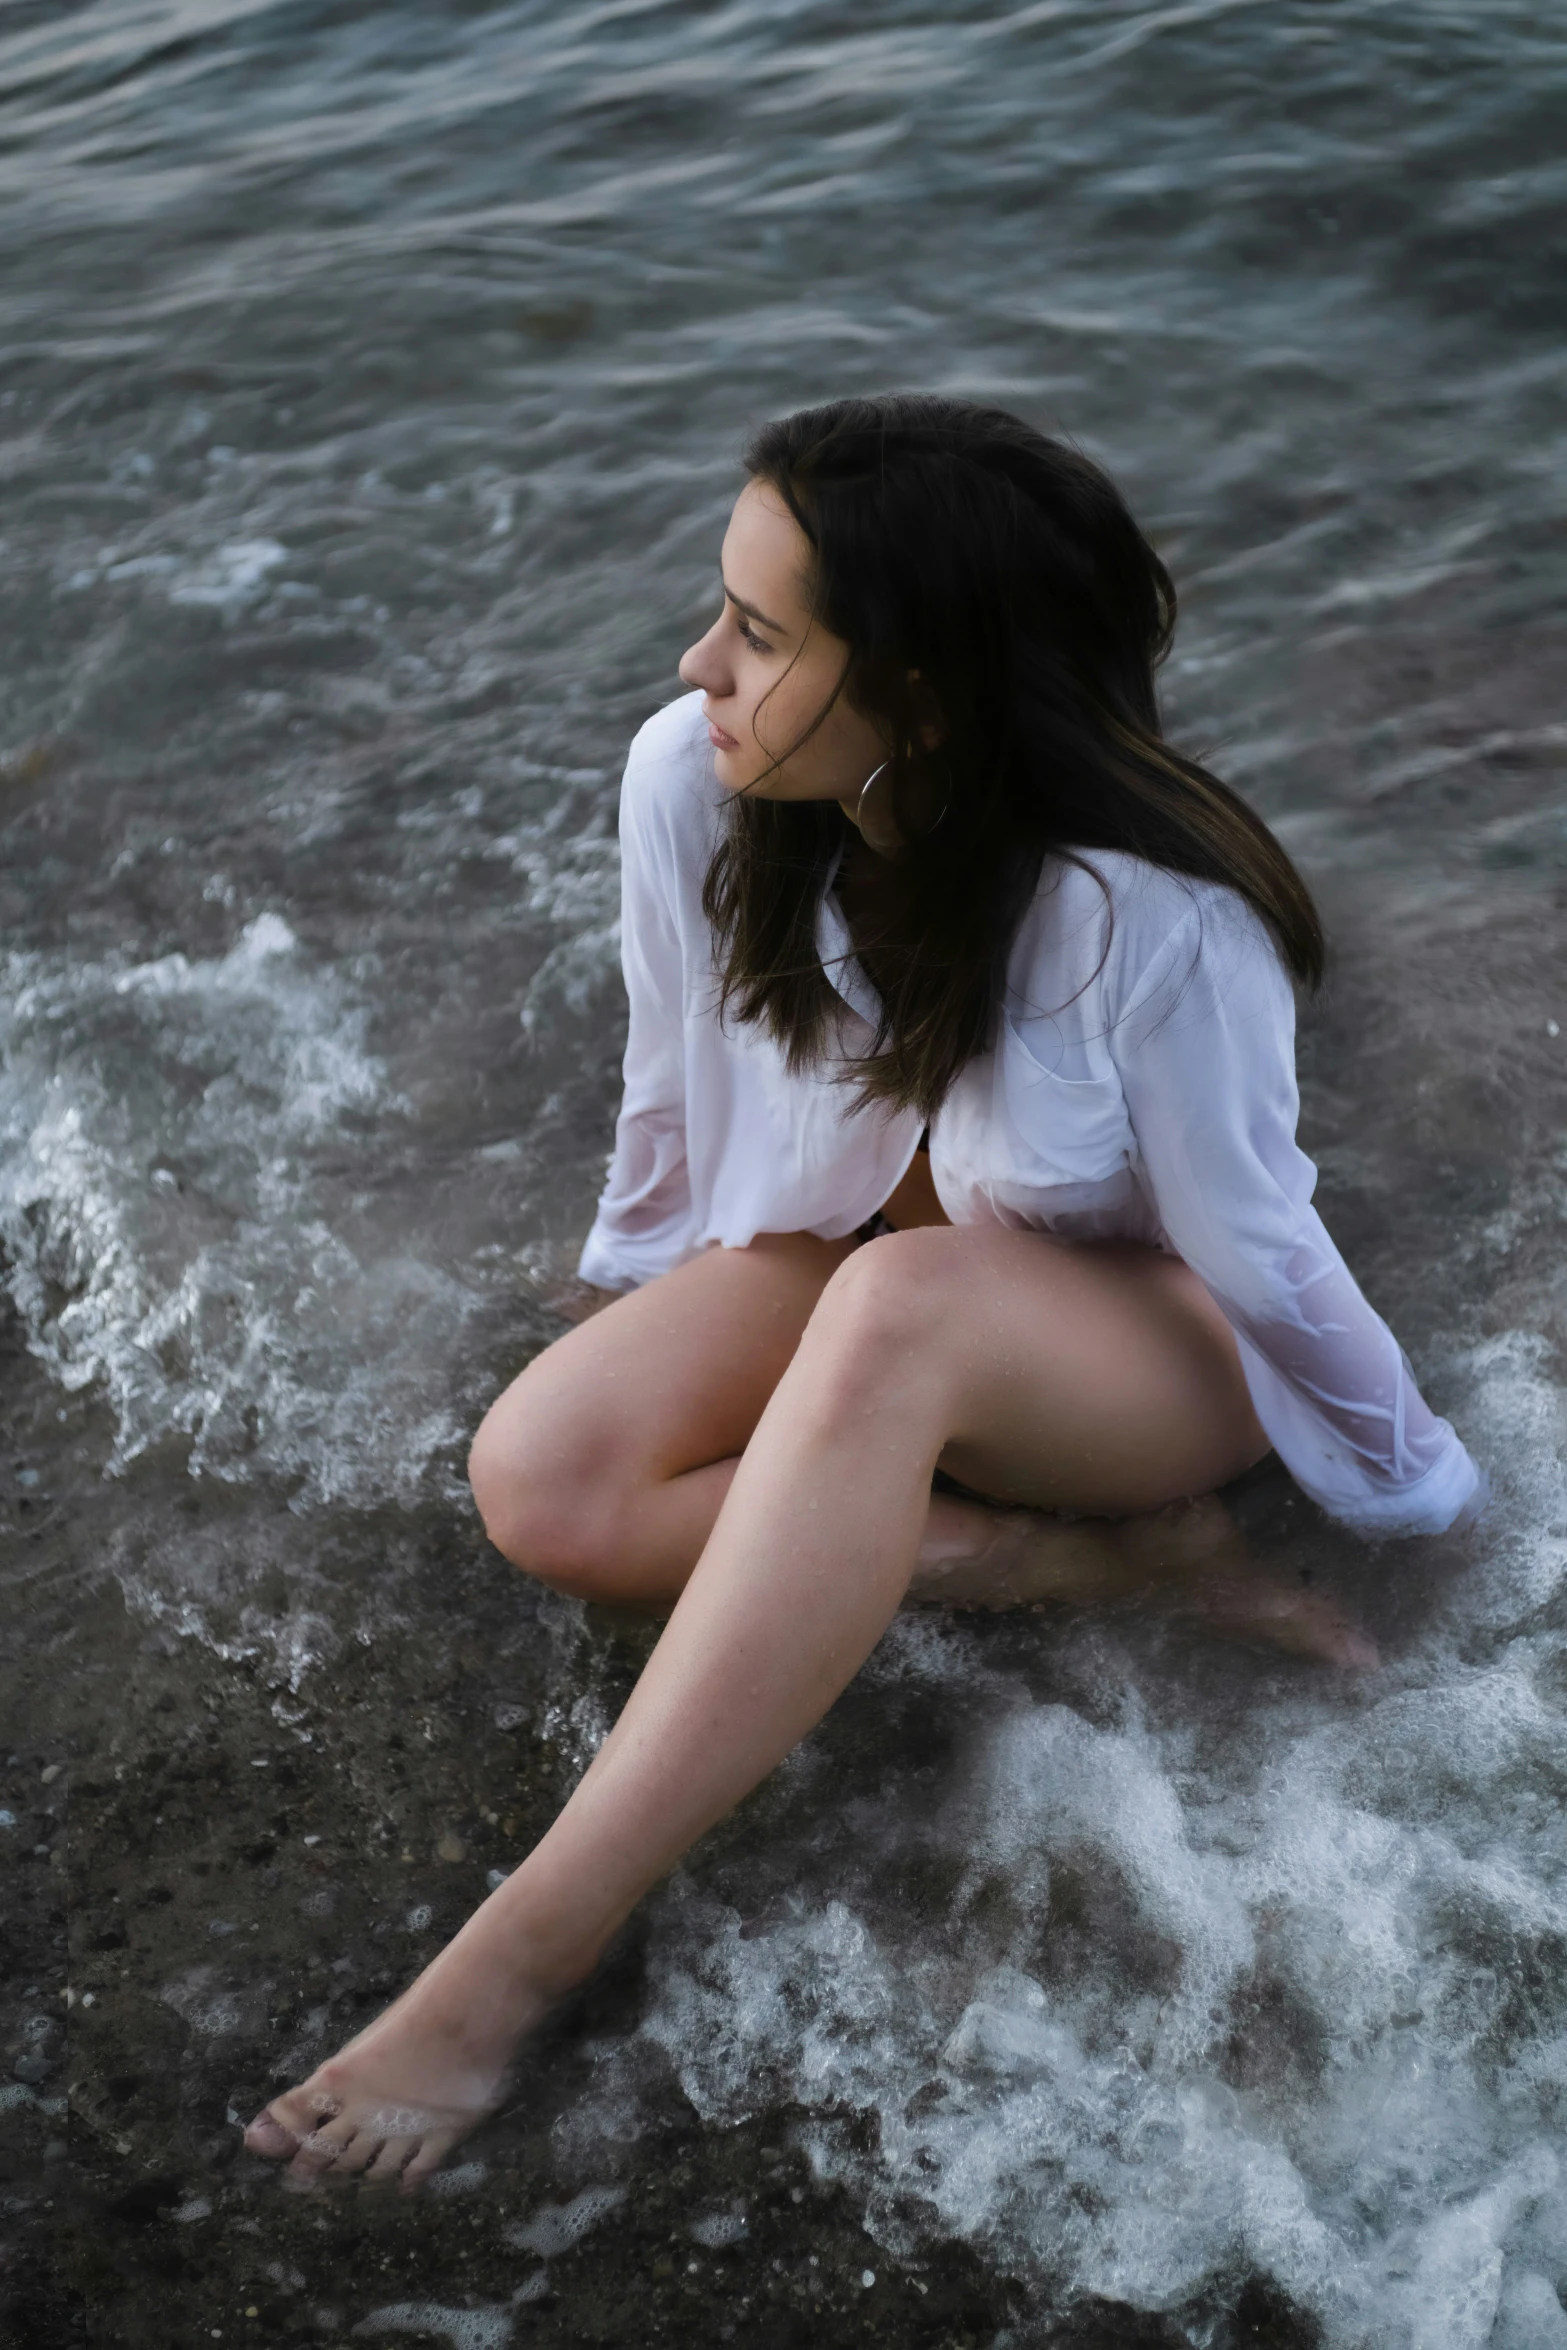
460, 1862, 619, 2004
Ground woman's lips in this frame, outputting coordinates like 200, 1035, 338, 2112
707, 717, 740, 751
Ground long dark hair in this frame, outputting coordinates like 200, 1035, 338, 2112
701, 394, 1324, 1120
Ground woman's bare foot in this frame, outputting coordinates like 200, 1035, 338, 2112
1110, 1498, 1379, 1666
910, 1496, 1377, 1668
243, 1901, 562, 2192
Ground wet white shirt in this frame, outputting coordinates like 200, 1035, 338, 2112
578, 692, 1481, 1538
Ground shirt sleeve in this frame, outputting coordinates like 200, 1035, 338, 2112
575, 726, 699, 1293
1108, 893, 1483, 1537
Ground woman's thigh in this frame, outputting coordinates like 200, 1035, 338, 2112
834, 1225, 1269, 1517
470, 1230, 859, 1517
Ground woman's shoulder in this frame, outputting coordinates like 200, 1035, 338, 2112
1019, 849, 1287, 1025
1040, 848, 1275, 962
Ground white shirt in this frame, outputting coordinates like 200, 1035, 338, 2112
579, 692, 1481, 1538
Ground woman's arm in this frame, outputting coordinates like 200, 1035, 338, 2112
575, 716, 700, 1294
1109, 892, 1483, 1537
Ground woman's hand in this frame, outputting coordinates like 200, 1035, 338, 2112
542, 1277, 620, 1327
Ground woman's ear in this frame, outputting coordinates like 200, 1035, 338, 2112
908, 670, 946, 751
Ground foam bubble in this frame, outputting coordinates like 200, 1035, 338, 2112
168, 538, 288, 608
1495, 2271, 1567, 2350
427, 2160, 489, 2199
689, 2207, 748, 2248
352, 2306, 512, 2350
159, 1966, 248, 2040
504, 2184, 627, 2259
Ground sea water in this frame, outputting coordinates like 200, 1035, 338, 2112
2, 2, 1565, 2341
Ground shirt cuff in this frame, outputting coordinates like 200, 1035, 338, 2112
1325, 1438, 1486, 1540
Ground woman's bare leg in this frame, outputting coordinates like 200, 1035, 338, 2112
245, 1227, 1369, 2190
467, 1229, 1017, 1609
466, 1231, 1272, 1621
469, 1231, 1351, 1645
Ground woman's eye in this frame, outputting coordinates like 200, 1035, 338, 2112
737, 617, 771, 653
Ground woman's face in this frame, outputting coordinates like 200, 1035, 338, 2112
678, 479, 888, 812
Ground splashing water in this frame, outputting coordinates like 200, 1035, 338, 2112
0, 914, 477, 1503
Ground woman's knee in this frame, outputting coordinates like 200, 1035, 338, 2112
804, 1228, 968, 1398
467, 1408, 628, 1601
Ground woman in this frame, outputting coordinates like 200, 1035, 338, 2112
246, 395, 1481, 2189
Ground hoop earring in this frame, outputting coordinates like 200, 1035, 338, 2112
854, 761, 889, 829
853, 760, 904, 856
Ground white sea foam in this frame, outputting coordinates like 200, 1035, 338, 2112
427, 2160, 489, 2198
171, 537, 288, 609
352, 2305, 512, 2350
689, 2205, 748, 2247
531, 1588, 618, 1775
1496, 2271, 1567, 2350
159, 1965, 249, 2040
487, 794, 621, 1037
504, 2182, 626, 2257
0, 915, 474, 1506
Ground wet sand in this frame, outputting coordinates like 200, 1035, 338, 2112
0, 1312, 1017, 2348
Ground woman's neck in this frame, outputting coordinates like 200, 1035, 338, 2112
832, 822, 905, 985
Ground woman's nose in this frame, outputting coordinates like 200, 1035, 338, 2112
678, 617, 729, 694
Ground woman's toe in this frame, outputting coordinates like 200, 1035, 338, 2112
259, 2082, 340, 2137
1271, 1591, 1377, 1668
326, 2129, 383, 2178
243, 2109, 300, 2160
1196, 1576, 1376, 1667
1312, 1609, 1379, 1670
399, 2129, 461, 2193
363, 2133, 421, 2186
287, 2110, 360, 2177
